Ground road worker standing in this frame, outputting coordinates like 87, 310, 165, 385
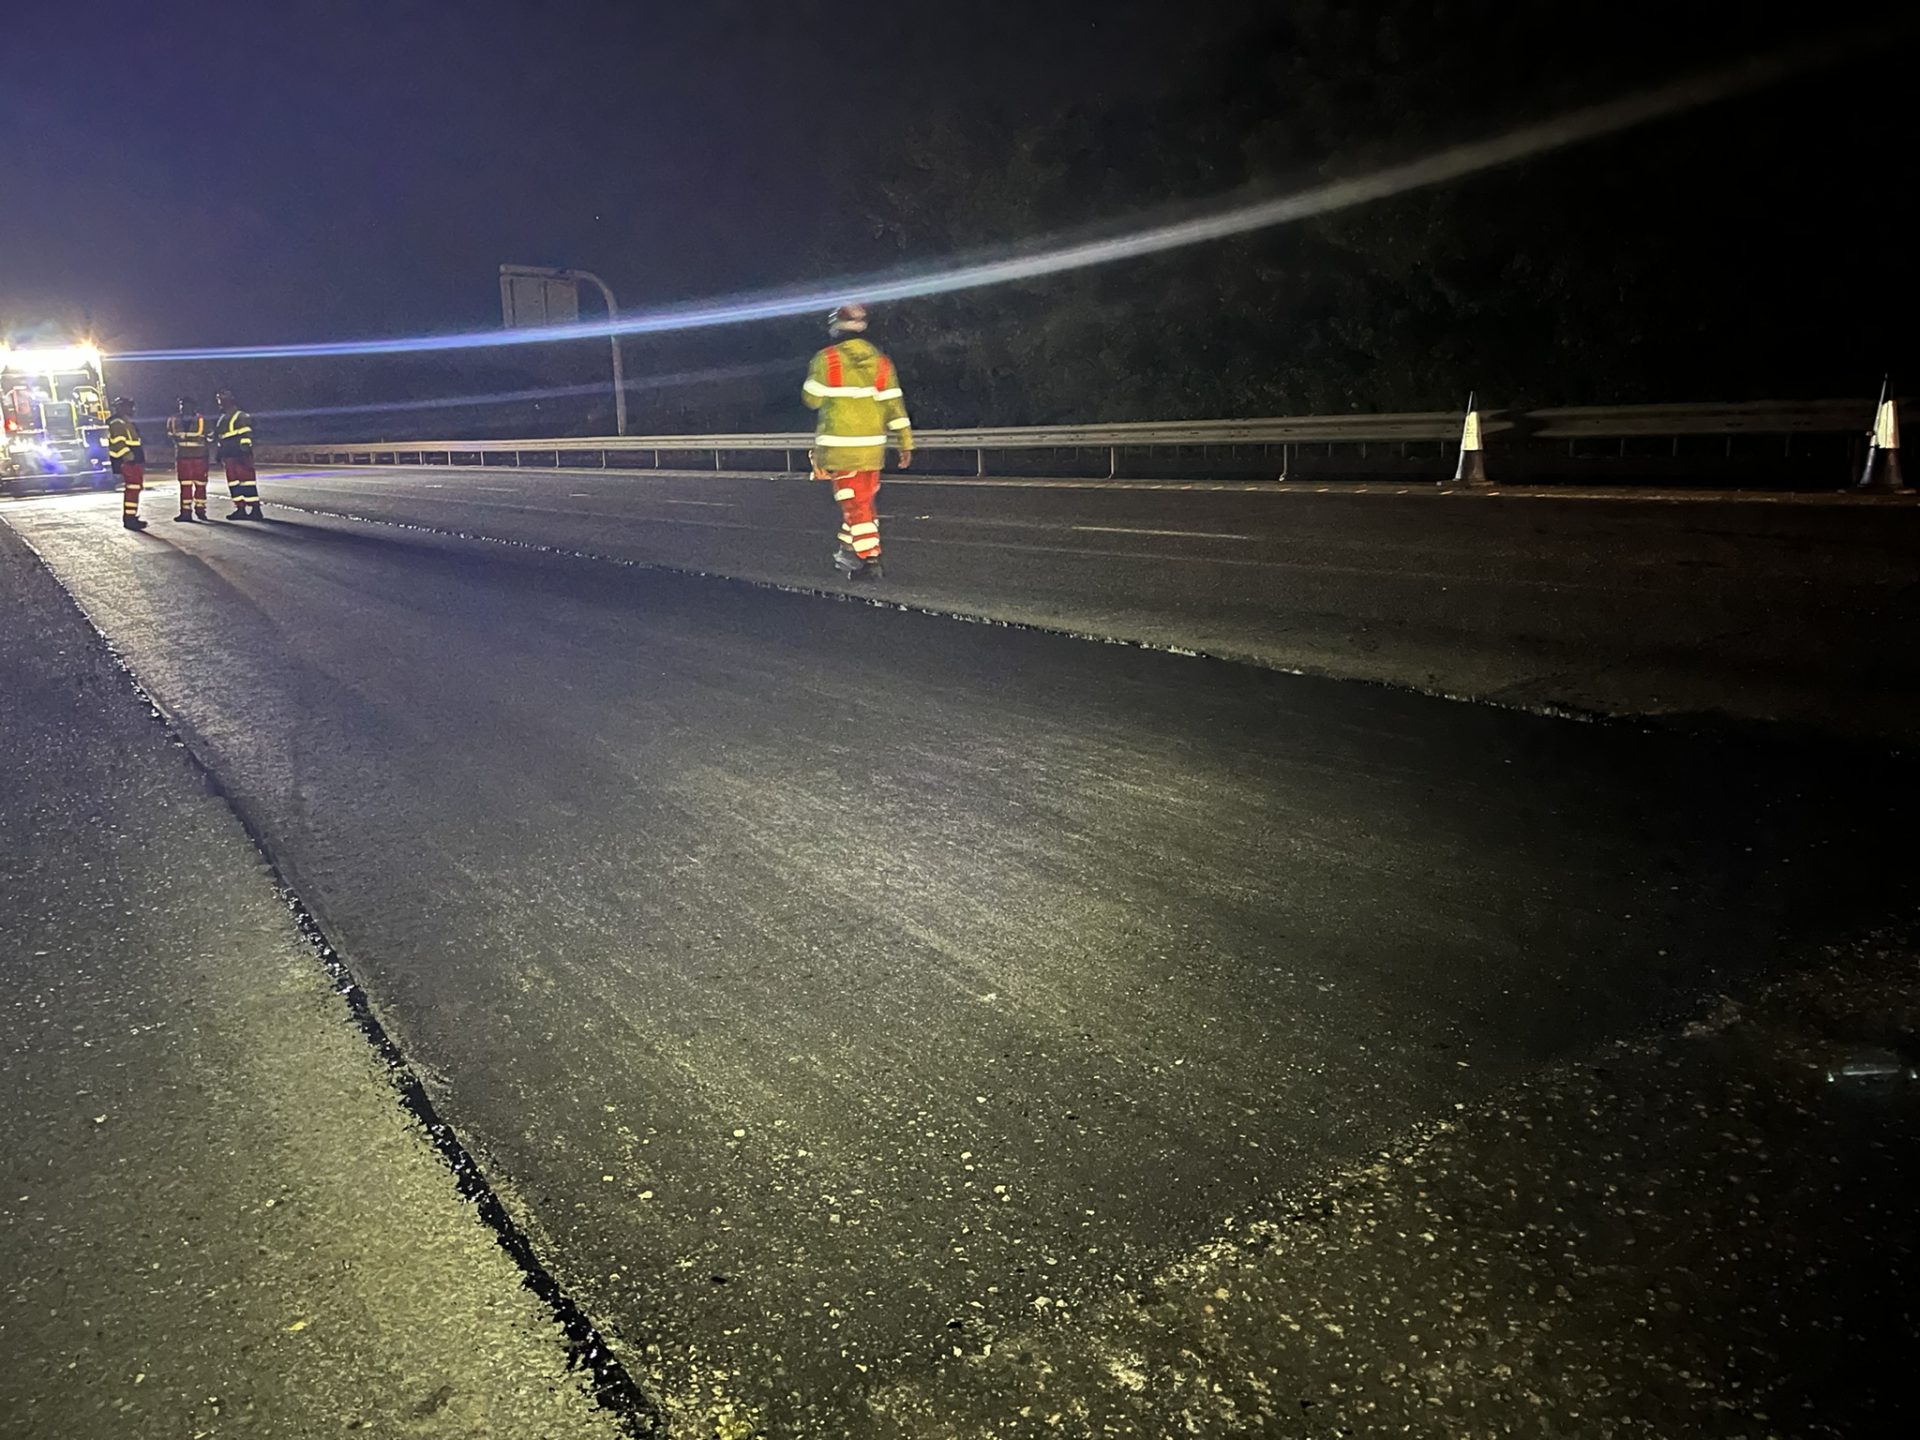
213, 388, 262, 519
803, 304, 911, 579
106, 396, 148, 531
167, 396, 211, 521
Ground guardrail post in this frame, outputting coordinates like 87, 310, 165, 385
1108, 445, 1118, 480
976, 448, 985, 477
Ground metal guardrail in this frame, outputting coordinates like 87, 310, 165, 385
263, 398, 1897, 486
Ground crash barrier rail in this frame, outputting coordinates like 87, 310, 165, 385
261, 398, 1902, 489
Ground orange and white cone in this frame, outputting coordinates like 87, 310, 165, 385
1859, 389, 1904, 492
1453, 392, 1490, 487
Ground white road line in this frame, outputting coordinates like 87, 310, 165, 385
1072, 525, 1256, 540
254, 463, 1920, 507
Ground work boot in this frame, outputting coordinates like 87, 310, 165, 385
195, 508, 210, 519
227, 506, 249, 520
123, 516, 148, 531
247, 504, 264, 520
861, 560, 885, 582
174, 511, 197, 522
832, 546, 865, 577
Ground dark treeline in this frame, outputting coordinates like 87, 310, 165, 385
273, 1, 1913, 441
805, 0, 1914, 426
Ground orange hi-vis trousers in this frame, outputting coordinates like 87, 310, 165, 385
120, 462, 145, 520
826, 469, 882, 561
177, 458, 209, 514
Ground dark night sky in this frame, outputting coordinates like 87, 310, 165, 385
0, 0, 1210, 353
5, 1, 1909, 433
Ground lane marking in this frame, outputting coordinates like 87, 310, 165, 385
1072, 525, 1256, 540
258, 464, 1920, 507
239, 496, 1624, 592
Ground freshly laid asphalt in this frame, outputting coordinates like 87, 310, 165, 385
3, 487, 1916, 1436
253, 463, 1920, 741
0, 519, 624, 1439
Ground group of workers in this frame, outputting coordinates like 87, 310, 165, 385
105, 390, 259, 531
103, 306, 901, 573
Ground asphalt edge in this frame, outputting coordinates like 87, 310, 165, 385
0, 516, 668, 1438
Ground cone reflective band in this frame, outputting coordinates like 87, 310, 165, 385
1875, 398, 1900, 450
1453, 397, 1490, 486
1859, 396, 1905, 492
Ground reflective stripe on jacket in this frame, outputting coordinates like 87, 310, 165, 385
106, 417, 144, 463
168, 414, 210, 458
803, 339, 911, 473
214, 408, 253, 458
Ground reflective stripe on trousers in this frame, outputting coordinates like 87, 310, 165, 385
177, 458, 210, 511
826, 469, 882, 558
224, 456, 260, 503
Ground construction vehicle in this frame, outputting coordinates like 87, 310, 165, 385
1, 342, 113, 489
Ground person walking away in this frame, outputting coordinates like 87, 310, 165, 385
213, 388, 261, 519
803, 304, 912, 579
167, 396, 211, 521
106, 396, 148, 531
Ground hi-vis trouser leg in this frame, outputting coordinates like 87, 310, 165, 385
121, 462, 145, 520
831, 470, 882, 562
178, 458, 209, 514
225, 456, 261, 510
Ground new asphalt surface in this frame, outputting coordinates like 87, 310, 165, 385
253, 463, 1920, 741
4, 487, 1916, 1436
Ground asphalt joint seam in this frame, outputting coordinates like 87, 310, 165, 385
276, 501, 1911, 756
273, 500, 1633, 732
1, 521, 668, 1438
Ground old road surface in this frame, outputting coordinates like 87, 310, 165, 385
5, 490, 1916, 1437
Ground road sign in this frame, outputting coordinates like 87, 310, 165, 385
498, 264, 627, 436
500, 269, 582, 329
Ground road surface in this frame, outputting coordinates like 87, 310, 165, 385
250, 463, 1920, 742
3, 489, 1915, 1436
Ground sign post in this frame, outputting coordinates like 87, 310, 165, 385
499, 264, 627, 436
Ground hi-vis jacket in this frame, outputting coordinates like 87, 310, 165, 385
167, 413, 210, 458
803, 339, 911, 474
214, 407, 253, 460
106, 417, 144, 470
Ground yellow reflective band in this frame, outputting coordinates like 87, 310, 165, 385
874, 387, 903, 401
833, 488, 856, 500
848, 522, 879, 535
887, 417, 912, 430
804, 380, 876, 398
816, 434, 888, 445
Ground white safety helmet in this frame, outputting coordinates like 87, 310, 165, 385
827, 303, 869, 337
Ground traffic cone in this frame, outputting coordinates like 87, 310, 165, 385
1858, 381, 1904, 492
1452, 392, 1490, 487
